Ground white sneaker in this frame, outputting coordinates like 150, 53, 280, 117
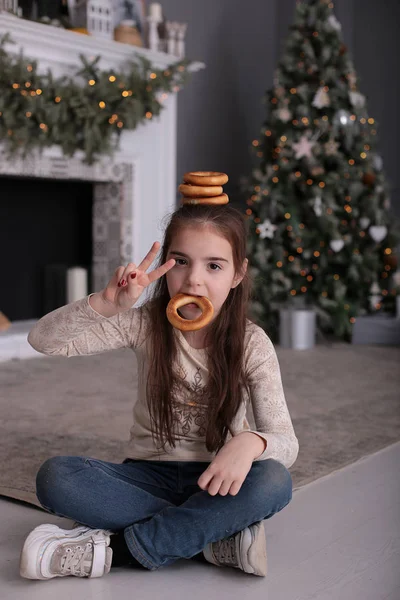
20, 524, 113, 580
203, 521, 267, 576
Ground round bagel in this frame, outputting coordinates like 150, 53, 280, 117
181, 193, 229, 206
166, 294, 214, 331
183, 171, 229, 187
178, 183, 223, 198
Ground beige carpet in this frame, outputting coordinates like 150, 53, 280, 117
0, 343, 399, 509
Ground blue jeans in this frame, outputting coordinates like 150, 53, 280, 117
36, 456, 293, 570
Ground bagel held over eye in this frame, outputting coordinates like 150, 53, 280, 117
166, 294, 214, 331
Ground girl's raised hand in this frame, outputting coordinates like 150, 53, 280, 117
101, 242, 175, 312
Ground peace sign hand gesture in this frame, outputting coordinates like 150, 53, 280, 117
93, 242, 175, 316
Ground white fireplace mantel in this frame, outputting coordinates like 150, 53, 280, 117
0, 13, 205, 361
0, 14, 205, 261
0, 12, 201, 74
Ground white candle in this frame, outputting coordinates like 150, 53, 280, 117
67, 267, 88, 304
149, 2, 162, 21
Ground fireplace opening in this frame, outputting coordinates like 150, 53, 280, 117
0, 176, 93, 322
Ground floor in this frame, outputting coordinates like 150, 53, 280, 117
1, 442, 399, 600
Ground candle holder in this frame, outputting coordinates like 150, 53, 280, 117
175, 22, 187, 59
165, 20, 187, 58
147, 13, 162, 52
165, 20, 178, 55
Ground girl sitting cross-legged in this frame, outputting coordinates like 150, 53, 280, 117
20, 200, 298, 581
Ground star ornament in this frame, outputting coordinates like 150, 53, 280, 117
293, 135, 316, 159
324, 139, 339, 155
258, 219, 277, 239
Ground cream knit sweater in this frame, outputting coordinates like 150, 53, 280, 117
28, 296, 299, 469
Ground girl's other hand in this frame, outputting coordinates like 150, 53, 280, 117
197, 433, 265, 496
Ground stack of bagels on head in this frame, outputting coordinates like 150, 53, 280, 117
179, 171, 229, 205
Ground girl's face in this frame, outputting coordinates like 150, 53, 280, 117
165, 225, 247, 327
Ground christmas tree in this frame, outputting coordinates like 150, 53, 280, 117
244, 0, 399, 341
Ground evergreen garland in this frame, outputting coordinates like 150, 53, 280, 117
0, 33, 192, 164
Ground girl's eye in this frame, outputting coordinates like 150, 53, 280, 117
173, 258, 221, 270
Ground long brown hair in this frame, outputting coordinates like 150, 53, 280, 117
145, 203, 252, 454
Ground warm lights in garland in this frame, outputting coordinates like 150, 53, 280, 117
0, 34, 192, 163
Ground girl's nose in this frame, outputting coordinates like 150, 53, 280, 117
186, 266, 203, 286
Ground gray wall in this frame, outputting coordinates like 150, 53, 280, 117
160, 0, 399, 216
352, 0, 400, 218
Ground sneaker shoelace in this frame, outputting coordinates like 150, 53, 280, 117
213, 536, 238, 567
59, 542, 93, 577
